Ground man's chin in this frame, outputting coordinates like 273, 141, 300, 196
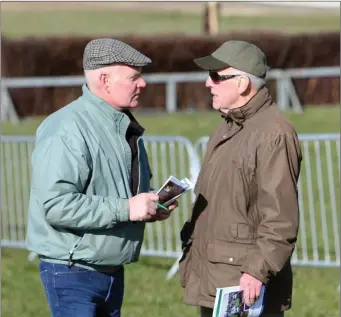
212, 102, 221, 111
129, 101, 140, 109
213, 102, 230, 114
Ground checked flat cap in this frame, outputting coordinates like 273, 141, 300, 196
83, 38, 152, 70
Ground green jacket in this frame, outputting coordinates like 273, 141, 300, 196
25, 85, 151, 269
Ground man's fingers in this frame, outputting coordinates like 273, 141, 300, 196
241, 282, 253, 306
243, 284, 260, 306
147, 206, 157, 216
243, 291, 250, 306
147, 201, 158, 210
248, 286, 256, 305
157, 213, 170, 220
255, 284, 261, 299
249, 285, 256, 299
168, 202, 178, 211
239, 273, 262, 307
242, 285, 249, 303
147, 193, 159, 202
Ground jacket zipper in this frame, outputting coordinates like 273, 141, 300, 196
136, 136, 142, 194
67, 236, 83, 268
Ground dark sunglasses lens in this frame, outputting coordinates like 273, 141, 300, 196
209, 71, 219, 82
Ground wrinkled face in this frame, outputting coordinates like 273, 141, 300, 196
205, 68, 242, 113
104, 65, 147, 110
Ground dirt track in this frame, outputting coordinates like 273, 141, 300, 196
2, 1, 337, 16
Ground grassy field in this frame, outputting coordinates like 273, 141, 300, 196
1, 106, 340, 139
2, 10, 340, 38
1, 106, 340, 317
1, 248, 340, 317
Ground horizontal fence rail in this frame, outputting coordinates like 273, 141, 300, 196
3, 67, 340, 88
2, 67, 340, 114
1, 134, 340, 269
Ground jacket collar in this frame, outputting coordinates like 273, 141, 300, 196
221, 86, 273, 124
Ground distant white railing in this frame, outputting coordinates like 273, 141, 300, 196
256, 1, 340, 9
2, 67, 340, 122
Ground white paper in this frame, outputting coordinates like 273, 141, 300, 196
212, 285, 265, 317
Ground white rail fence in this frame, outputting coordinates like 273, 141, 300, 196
1, 134, 340, 271
0, 135, 200, 257
2, 67, 340, 123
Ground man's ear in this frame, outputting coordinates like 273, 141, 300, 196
100, 73, 111, 92
100, 73, 107, 86
237, 76, 250, 95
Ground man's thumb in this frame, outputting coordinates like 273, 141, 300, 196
147, 193, 159, 201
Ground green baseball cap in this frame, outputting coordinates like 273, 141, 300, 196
194, 40, 269, 78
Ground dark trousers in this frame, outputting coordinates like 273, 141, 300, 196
39, 260, 124, 317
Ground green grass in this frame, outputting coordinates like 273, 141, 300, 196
1, 248, 340, 317
1, 107, 340, 316
1, 105, 340, 139
1, 10, 340, 38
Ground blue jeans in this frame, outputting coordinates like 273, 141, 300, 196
39, 260, 124, 317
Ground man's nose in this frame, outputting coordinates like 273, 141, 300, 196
206, 77, 212, 88
139, 78, 147, 88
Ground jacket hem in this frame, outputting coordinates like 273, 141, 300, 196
39, 257, 123, 273
183, 298, 214, 309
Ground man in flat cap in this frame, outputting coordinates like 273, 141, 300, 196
179, 40, 302, 317
26, 38, 177, 317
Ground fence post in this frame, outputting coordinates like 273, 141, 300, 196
166, 80, 177, 112
275, 71, 290, 112
286, 78, 303, 113
1, 84, 19, 124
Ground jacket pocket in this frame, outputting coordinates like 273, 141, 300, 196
207, 240, 253, 266
205, 240, 255, 296
215, 223, 256, 245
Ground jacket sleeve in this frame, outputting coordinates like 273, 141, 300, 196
32, 133, 130, 231
241, 132, 302, 284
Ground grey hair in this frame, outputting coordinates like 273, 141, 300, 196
84, 65, 119, 89
84, 69, 98, 90
84, 70, 90, 82
232, 69, 266, 90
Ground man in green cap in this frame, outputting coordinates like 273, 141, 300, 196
179, 40, 302, 317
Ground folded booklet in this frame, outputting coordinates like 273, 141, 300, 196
213, 285, 266, 317
155, 175, 194, 208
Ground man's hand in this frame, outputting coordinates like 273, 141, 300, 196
149, 200, 179, 222
239, 273, 262, 307
128, 193, 159, 221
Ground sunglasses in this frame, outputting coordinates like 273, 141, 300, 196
209, 71, 241, 83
